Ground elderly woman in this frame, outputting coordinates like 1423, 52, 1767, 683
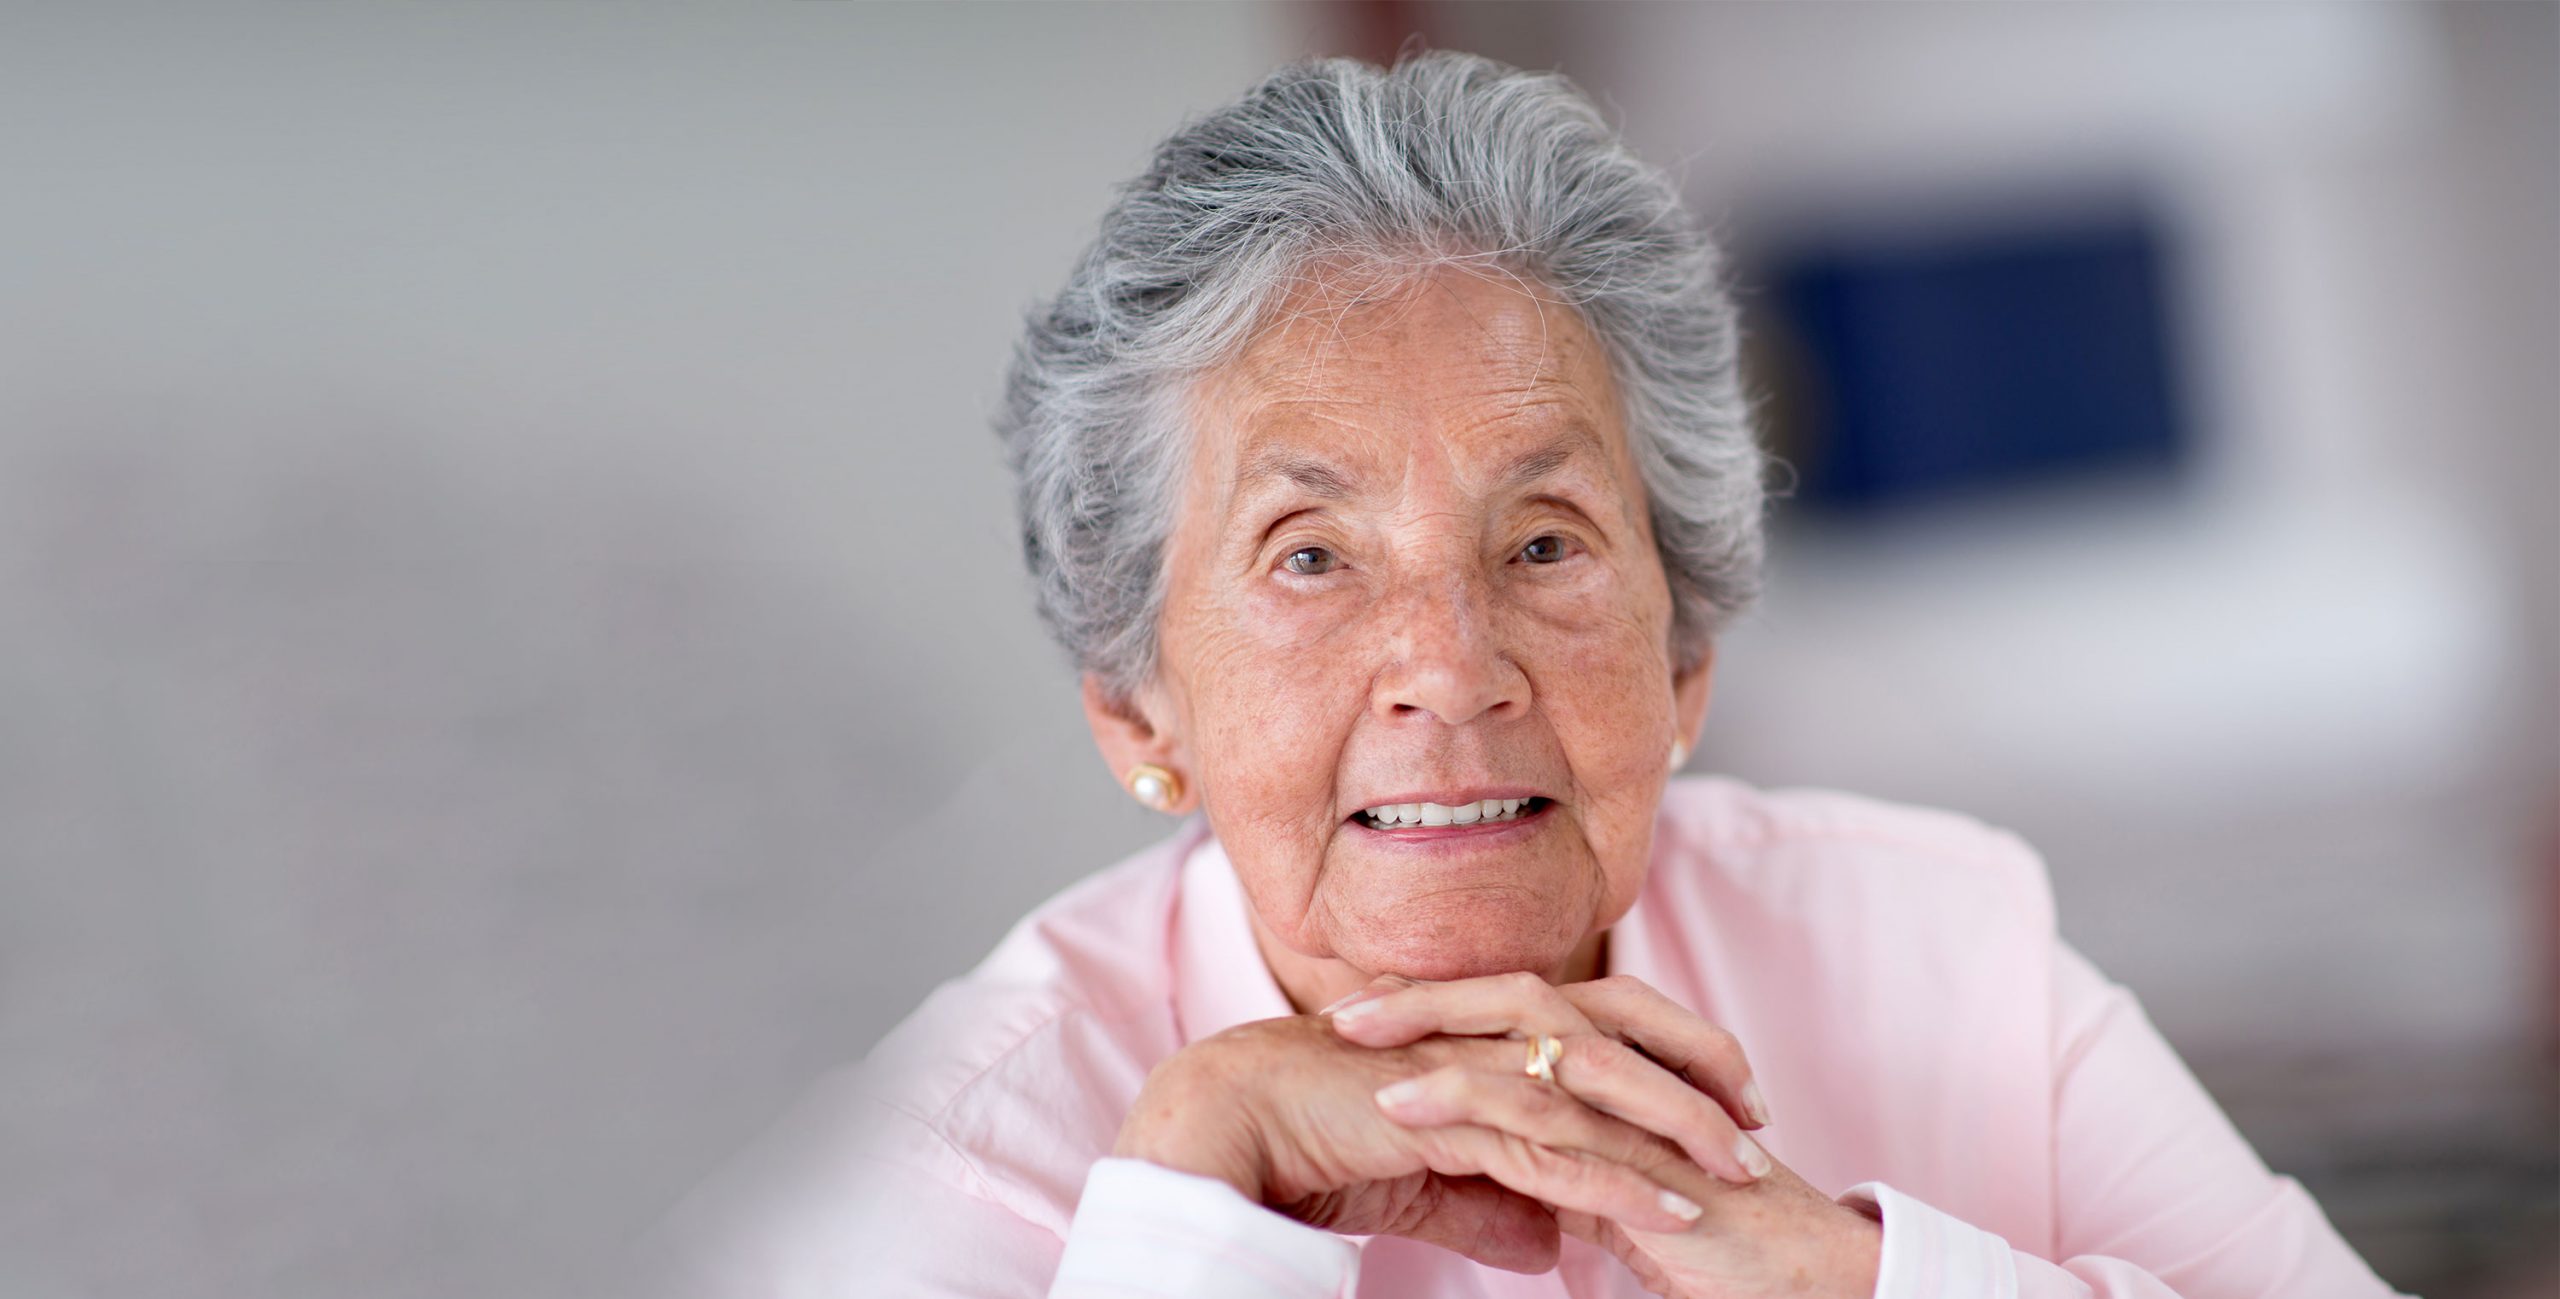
657, 52, 2409, 1299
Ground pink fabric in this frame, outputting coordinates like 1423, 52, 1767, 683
651, 776, 2409, 1298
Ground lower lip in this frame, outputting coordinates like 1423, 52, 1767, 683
1348, 801, 1552, 848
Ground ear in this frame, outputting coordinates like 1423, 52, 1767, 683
1080, 673, 1197, 814
1670, 641, 1716, 762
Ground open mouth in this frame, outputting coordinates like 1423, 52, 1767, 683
1354, 797, 1551, 831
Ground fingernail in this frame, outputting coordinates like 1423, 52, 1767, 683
1331, 999, 1384, 1028
1659, 1189, 1703, 1222
1741, 1080, 1771, 1127
1733, 1132, 1771, 1181
1374, 1080, 1425, 1110
1317, 989, 1367, 1015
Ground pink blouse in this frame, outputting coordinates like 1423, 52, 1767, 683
649, 776, 2411, 1298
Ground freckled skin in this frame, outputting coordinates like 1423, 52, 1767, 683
1086, 268, 1883, 1293
1096, 265, 1716, 1009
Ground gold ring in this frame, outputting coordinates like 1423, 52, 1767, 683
1524, 1034, 1564, 1084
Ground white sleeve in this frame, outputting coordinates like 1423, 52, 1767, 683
1835, 1180, 2023, 1296
1048, 1158, 1359, 1299
1835, 1173, 2414, 1299
634, 1090, 1357, 1298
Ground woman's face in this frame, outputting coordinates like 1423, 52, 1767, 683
1115, 265, 1712, 986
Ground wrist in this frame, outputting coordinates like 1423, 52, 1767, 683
1832, 1199, 1884, 1297
1111, 1055, 1270, 1204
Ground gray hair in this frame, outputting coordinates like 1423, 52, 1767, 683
997, 49, 1766, 704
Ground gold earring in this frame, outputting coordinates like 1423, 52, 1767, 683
1125, 763, 1183, 813
1669, 738, 1690, 773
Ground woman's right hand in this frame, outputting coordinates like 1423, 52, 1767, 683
1110, 1011, 1724, 1273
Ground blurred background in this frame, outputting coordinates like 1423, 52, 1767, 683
1, 3, 2551, 1297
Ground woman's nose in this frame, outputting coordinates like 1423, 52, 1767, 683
1372, 573, 1528, 726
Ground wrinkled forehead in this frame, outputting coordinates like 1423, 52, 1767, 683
1182, 262, 1635, 507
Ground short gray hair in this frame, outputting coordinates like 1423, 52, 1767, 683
997, 49, 1766, 703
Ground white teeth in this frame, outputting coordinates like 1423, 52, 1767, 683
1358, 798, 1537, 828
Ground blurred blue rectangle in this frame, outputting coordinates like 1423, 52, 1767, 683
1766, 210, 2187, 510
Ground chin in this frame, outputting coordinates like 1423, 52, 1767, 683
1336, 890, 1591, 982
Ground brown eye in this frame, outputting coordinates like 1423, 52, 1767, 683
1519, 535, 1569, 564
1284, 546, 1339, 575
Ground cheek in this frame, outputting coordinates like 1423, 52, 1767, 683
1523, 569, 1674, 725
1184, 600, 1364, 769
1520, 584, 1677, 852
1209, 580, 1388, 745
1176, 615, 1365, 910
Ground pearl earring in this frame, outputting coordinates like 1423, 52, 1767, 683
1125, 763, 1183, 813
1668, 738, 1689, 773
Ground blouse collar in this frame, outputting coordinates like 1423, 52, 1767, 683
1171, 830, 1299, 1044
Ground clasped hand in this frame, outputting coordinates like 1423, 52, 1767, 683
1112, 972, 1883, 1298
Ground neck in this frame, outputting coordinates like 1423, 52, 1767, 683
1250, 909, 1612, 1014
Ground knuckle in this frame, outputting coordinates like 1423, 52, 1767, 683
1562, 1033, 1629, 1080
1431, 1065, 1480, 1102
1718, 1042, 1760, 1086
1690, 1022, 1745, 1069
1514, 1136, 1581, 1183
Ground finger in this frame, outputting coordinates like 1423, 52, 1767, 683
1551, 1034, 1771, 1185
1382, 1054, 1767, 1187
1315, 972, 1416, 1017
1411, 1121, 1705, 1236
1330, 969, 1590, 1047
1561, 975, 1771, 1130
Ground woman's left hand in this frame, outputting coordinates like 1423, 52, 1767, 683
1328, 972, 1884, 1299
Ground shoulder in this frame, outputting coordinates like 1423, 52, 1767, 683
862, 823, 1197, 1117
1625, 777, 2070, 1233
863, 822, 1208, 1219
1651, 773, 2057, 936
662, 824, 1205, 1266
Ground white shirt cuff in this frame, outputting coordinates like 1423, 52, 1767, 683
1836, 1180, 2022, 1299
1050, 1157, 1359, 1299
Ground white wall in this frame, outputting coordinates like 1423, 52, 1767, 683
1464, 0, 2558, 1063
1425, 7, 2559, 1286
0, 5, 1320, 1297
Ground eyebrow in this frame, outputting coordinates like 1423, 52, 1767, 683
1496, 439, 1582, 494
1237, 425, 1601, 504
1239, 447, 1357, 500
